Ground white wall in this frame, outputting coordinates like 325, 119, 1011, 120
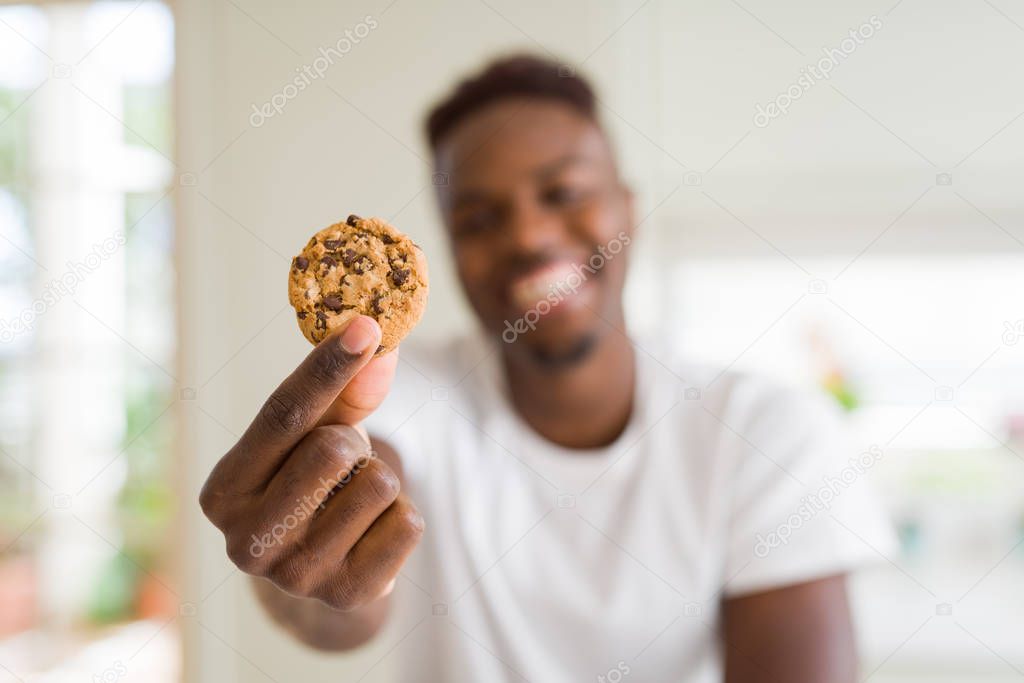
175, 1, 1024, 680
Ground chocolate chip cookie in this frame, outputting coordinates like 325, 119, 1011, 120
288, 215, 428, 354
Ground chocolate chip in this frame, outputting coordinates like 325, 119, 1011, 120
346, 214, 361, 227
297, 311, 307, 319
375, 344, 384, 354
307, 237, 317, 248
321, 255, 337, 269
353, 257, 372, 275
324, 239, 342, 250
294, 256, 309, 271
390, 268, 410, 287
341, 249, 357, 267
381, 234, 395, 244
315, 311, 327, 329
371, 292, 384, 315
323, 295, 343, 311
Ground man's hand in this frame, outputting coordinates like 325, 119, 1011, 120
199, 316, 421, 616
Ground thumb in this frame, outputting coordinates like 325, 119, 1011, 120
317, 346, 399, 428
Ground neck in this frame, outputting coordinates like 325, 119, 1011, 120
502, 325, 635, 450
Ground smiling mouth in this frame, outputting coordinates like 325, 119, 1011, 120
506, 257, 594, 315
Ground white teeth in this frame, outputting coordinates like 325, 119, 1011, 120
509, 260, 579, 311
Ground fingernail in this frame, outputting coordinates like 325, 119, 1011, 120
340, 316, 379, 354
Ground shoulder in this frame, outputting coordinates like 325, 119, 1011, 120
636, 335, 834, 427
701, 368, 841, 429
641, 340, 850, 479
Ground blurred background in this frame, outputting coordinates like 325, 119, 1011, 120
0, 0, 1021, 681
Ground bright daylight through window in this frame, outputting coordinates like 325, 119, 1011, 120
0, 2, 178, 680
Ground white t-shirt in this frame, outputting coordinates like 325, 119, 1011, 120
364, 333, 894, 683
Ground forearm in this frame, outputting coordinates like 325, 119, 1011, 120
723, 575, 857, 683
252, 576, 390, 651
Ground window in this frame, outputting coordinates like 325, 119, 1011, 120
0, 2, 178, 680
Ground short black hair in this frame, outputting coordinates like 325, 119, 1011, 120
425, 54, 598, 149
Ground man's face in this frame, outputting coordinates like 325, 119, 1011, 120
433, 98, 634, 362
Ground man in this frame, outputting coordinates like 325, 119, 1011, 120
200, 56, 892, 681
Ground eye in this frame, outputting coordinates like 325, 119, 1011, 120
541, 184, 582, 207
453, 208, 500, 237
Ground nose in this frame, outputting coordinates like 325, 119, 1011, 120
504, 194, 561, 254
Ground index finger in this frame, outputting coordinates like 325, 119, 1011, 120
216, 315, 381, 492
